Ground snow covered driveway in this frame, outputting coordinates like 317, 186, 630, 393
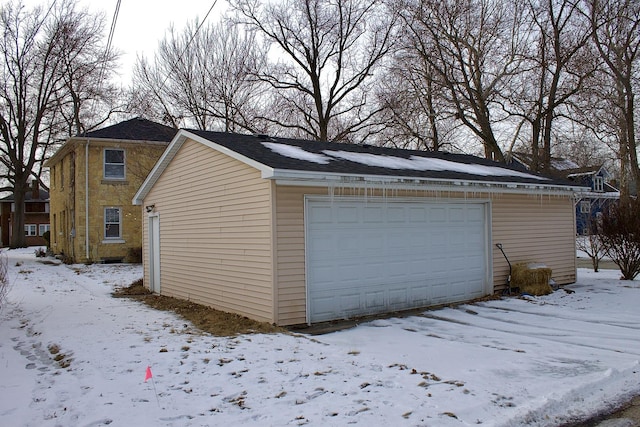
1, 248, 639, 426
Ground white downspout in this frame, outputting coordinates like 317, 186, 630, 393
85, 140, 90, 261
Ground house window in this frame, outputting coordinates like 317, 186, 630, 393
104, 149, 125, 179
580, 200, 591, 214
39, 224, 50, 236
104, 207, 121, 239
25, 224, 37, 236
593, 176, 604, 192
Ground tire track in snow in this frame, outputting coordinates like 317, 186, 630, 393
417, 306, 640, 357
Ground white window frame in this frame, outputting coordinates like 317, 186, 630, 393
25, 224, 37, 236
39, 224, 50, 236
593, 176, 604, 192
580, 200, 591, 214
104, 207, 122, 240
104, 148, 125, 180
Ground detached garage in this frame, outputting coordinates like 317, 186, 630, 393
133, 131, 585, 326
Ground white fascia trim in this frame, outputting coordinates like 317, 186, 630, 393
575, 191, 620, 199
269, 169, 587, 195
133, 130, 274, 204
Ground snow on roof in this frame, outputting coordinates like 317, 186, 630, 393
551, 158, 580, 170
263, 142, 549, 181
262, 142, 331, 164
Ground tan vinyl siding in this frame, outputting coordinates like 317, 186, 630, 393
274, 187, 577, 325
274, 186, 326, 325
491, 193, 576, 289
142, 138, 274, 323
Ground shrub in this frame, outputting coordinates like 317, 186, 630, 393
126, 247, 142, 264
34, 247, 46, 258
60, 253, 74, 265
42, 230, 50, 249
598, 198, 640, 280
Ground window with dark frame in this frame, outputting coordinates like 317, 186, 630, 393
104, 207, 121, 239
593, 176, 604, 192
104, 149, 125, 179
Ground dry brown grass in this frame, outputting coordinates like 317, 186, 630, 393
113, 279, 285, 336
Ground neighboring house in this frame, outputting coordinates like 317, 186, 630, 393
565, 166, 619, 235
0, 180, 50, 247
509, 153, 619, 235
134, 131, 586, 326
45, 118, 176, 263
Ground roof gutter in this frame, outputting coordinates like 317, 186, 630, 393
265, 169, 587, 195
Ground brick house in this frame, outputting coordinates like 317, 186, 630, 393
45, 118, 176, 263
0, 180, 50, 247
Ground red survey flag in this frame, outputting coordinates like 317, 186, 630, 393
145, 366, 153, 382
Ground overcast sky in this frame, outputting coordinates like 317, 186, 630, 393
25, 0, 227, 84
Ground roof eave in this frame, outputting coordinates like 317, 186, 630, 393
576, 191, 620, 199
266, 169, 587, 195
46, 136, 170, 168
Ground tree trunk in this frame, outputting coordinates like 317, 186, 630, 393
10, 178, 27, 248
625, 87, 640, 192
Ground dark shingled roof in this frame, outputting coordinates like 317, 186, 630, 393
187, 130, 578, 187
80, 117, 177, 142
1, 188, 49, 202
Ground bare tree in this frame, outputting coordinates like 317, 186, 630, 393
598, 197, 640, 280
508, 0, 596, 172
576, 220, 605, 271
56, 9, 122, 138
230, 0, 395, 142
0, 0, 115, 247
132, 19, 268, 132
375, 40, 457, 151
395, 0, 529, 161
586, 0, 640, 200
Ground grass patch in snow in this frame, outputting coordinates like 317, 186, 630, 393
113, 279, 285, 336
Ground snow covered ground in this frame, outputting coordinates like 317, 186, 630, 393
0, 248, 639, 427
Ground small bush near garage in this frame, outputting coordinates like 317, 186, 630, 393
598, 198, 640, 280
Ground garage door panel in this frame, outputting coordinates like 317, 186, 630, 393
430, 207, 447, 222
337, 206, 358, 223
365, 290, 386, 309
467, 205, 484, 220
410, 207, 428, 222
388, 207, 405, 222
449, 207, 466, 222
306, 199, 489, 323
341, 293, 360, 312
410, 285, 431, 304
363, 206, 384, 223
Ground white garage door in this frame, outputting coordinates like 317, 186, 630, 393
306, 198, 489, 323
